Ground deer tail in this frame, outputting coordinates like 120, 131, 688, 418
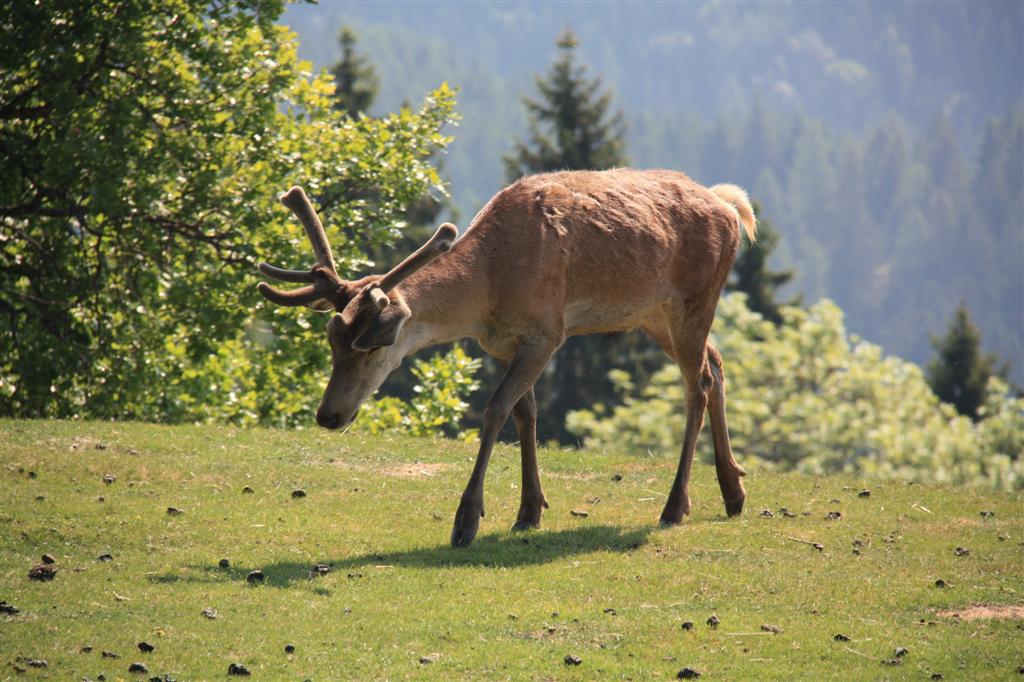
710, 183, 757, 243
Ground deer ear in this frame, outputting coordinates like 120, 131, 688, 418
352, 304, 410, 350
308, 298, 335, 312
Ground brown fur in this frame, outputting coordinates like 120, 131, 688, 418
260, 169, 755, 546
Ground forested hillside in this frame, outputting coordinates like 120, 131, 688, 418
280, 1, 1023, 382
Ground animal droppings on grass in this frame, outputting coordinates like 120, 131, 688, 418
779, 507, 796, 518
979, 510, 995, 519
935, 579, 948, 588
166, 507, 184, 516
603, 608, 616, 615
419, 653, 440, 664
246, 570, 264, 584
564, 654, 582, 666
570, 509, 589, 517
103, 474, 116, 484
930, 673, 944, 680
80, 645, 93, 653
825, 511, 843, 520
242, 486, 254, 494
0, 600, 19, 614
218, 558, 230, 569
894, 647, 908, 657
954, 547, 970, 556
612, 474, 622, 482
284, 644, 295, 654
102, 650, 121, 659
227, 662, 251, 676
881, 658, 902, 666
128, 662, 149, 673
311, 563, 331, 577
97, 553, 113, 562
833, 634, 850, 642
706, 615, 719, 628
28, 563, 57, 581
760, 624, 783, 634
676, 668, 701, 679
291, 489, 306, 498
35, 495, 45, 501
858, 489, 871, 498
41, 553, 55, 564
201, 607, 217, 619
759, 509, 774, 518
138, 642, 155, 652
681, 621, 694, 631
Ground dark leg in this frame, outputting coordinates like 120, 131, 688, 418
659, 312, 714, 526
510, 388, 549, 530
706, 344, 746, 517
452, 343, 555, 547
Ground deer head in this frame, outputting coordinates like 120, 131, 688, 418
257, 186, 457, 429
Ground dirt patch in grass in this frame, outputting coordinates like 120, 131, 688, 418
381, 462, 451, 478
937, 604, 1024, 621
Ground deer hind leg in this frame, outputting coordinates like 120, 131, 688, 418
510, 387, 549, 531
705, 344, 746, 517
658, 310, 715, 526
451, 341, 556, 548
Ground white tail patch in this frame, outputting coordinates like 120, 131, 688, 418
710, 183, 757, 243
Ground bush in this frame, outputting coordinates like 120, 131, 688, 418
356, 346, 481, 440
567, 295, 1024, 490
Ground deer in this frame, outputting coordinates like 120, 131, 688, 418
257, 168, 755, 547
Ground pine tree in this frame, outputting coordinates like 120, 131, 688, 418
505, 31, 627, 180
330, 26, 379, 118
926, 304, 1002, 421
502, 31, 658, 442
726, 204, 797, 325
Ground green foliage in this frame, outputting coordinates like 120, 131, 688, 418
926, 303, 1002, 420
357, 346, 481, 440
725, 204, 796, 325
504, 30, 628, 181
330, 26, 380, 118
568, 295, 1024, 490
0, 0, 456, 424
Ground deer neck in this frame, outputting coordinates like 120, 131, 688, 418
393, 249, 484, 357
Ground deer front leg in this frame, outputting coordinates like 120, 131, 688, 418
510, 388, 549, 531
452, 343, 555, 547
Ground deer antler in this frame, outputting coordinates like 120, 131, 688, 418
378, 222, 458, 292
257, 186, 342, 308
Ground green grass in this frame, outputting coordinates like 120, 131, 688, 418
1, 420, 1022, 680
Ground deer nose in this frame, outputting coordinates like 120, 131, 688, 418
316, 409, 341, 430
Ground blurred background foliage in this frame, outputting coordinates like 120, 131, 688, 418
567, 294, 1024, 491
284, 1, 1023, 386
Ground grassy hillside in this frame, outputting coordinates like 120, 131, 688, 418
2, 420, 1022, 679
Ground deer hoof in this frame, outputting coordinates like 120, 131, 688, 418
451, 501, 482, 548
511, 518, 541, 532
724, 496, 745, 517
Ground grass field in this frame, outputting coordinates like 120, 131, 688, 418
1, 420, 1022, 680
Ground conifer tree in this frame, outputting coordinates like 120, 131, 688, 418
505, 31, 627, 180
726, 204, 797, 325
926, 304, 1002, 421
330, 26, 379, 118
